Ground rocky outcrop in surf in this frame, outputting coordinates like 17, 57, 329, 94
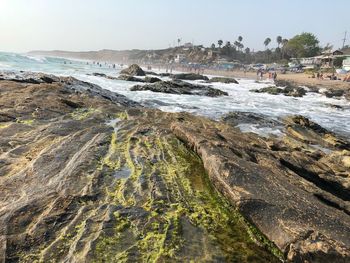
130, 80, 228, 97
120, 64, 145, 76
171, 73, 209, 81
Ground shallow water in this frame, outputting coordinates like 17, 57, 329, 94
1, 52, 350, 137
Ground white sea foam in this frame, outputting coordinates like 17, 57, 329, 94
1, 52, 350, 138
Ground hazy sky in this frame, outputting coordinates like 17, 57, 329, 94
0, 0, 349, 52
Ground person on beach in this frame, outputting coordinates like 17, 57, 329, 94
273, 72, 277, 81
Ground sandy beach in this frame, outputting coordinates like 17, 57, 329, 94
202, 69, 350, 90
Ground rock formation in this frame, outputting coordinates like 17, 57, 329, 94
0, 72, 349, 262
120, 64, 145, 76
171, 73, 209, 81
208, 77, 239, 84
130, 80, 228, 97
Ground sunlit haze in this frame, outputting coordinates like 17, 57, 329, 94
0, 0, 349, 52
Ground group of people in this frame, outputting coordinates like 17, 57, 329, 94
313, 72, 350, 82
257, 69, 277, 81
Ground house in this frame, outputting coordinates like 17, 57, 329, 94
183, 42, 193, 49
174, 54, 186, 63
343, 58, 350, 71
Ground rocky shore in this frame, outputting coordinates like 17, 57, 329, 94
0, 72, 349, 262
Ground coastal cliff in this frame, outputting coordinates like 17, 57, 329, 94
0, 72, 349, 262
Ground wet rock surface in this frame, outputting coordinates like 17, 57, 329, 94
1, 72, 350, 262
171, 73, 209, 81
174, 113, 350, 262
130, 80, 228, 97
208, 77, 239, 84
0, 72, 277, 262
120, 64, 145, 76
252, 85, 307, 97
90, 72, 118, 80
117, 74, 144, 82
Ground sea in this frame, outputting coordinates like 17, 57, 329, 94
1, 52, 350, 138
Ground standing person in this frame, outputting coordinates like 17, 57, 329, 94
273, 72, 277, 81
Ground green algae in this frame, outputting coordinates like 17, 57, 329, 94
0, 123, 10, 129
17, 114, 281, 262
16, 119, 35, 125
93, 119, 280, 262
70, 107, 98, 120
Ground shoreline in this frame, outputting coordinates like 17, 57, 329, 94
202, 69, 350, 90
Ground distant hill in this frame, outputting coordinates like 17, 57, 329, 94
29, 46, 216, 64
28, 49, 139, 63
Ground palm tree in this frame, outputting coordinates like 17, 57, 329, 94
281, 39, 289, 59
239, 43, 244, 50
237, 36, 243, 52
234, 41, 240, 51
245, 47, 250, 54
211, 43, 215, 50
276, 36, 282, 48
177, 38, 181, 47
218, 40, 223, 48
264, 38, 271, 49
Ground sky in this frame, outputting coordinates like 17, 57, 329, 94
0, 0, 349, 53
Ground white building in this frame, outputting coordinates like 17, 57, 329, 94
343, 58, 350, 71
174, 54, 186, 63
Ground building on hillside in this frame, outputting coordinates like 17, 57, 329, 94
174, 54, 186, 63
183, 42, 193, 48
289, 49, 350, 69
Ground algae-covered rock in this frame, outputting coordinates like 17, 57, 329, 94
1, 72, 349, 262
0, 72, 278, 262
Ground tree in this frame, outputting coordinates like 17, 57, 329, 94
245, 47, 250, 54
234, 41, 240, 51
218, 40, 223, 48
237, 36, 243, 51
264, 38, 271, 49
333, 56, 346, 68
211, 43, 216, 50
276, 36, 282, 48
284, 32, 320, 58
177, 38, 181, 47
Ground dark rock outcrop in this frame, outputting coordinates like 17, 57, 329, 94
171, 73, 209, 81
144, 71, 159, 76
144, 76, 162, 83
323, 89, 345, 98
252, 85, 307, 97
117, 74, 144, 82
265, 79, 308, 97
208, 77, 239, 84
130, 80, 228, 97
90, 72, 119, 80
120, 64, 145, 76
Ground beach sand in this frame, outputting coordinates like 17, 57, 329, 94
203, 69, 350, 90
